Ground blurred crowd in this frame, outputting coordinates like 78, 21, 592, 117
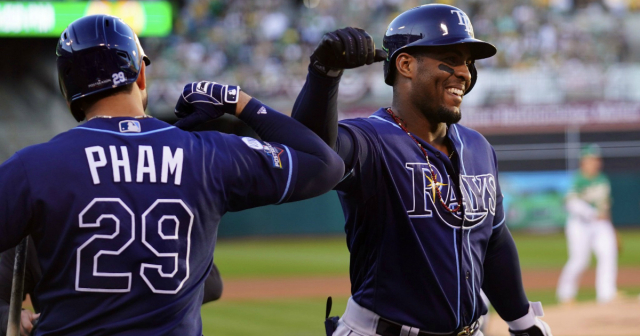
144, 0, 640, 115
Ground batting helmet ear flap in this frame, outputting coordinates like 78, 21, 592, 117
465, 62, 477, 95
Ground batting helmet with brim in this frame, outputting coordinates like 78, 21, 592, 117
56, 14, 151, 122
382, 4, 496, 94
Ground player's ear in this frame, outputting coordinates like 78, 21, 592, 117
136, 63, 146, 91
395, 53, 415, 82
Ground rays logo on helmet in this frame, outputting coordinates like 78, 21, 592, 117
451, 10, 474, 35
119, 120, 141, 133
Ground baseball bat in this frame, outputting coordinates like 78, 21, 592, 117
7, 237, 29, 336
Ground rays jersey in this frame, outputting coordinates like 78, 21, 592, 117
0, 117, 297, 335
336, 109, 504, 332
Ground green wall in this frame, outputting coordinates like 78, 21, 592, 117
217, 173, 640, 238
218, 191, 345, 237
610, 174, 640, 227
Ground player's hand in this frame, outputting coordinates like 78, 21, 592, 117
310, 27, 387, 77
509, 318, 552, 336
174, 81, 240, 130
20, 310, 39, 336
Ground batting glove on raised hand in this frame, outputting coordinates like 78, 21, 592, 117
310, 27, 387, 77
174, 81, 240, 130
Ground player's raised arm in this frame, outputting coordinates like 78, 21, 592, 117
174, 81, 344, 209
291, 28, 386, 157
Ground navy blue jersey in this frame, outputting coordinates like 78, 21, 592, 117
0, 117, 298, 335
336, 109, 505, 332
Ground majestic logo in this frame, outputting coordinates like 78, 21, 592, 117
241, 137, 264, 150
119, 120, 141, 133
405, 162, 496, 227
451, 10, 474, 36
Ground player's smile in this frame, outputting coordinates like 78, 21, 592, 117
444, 83, 465, 105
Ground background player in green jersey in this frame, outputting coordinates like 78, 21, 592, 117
557, 144, 618, 304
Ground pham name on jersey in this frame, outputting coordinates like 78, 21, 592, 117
84, 145, 184, 185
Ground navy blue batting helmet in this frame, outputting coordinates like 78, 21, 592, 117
56, 14, 151, 122
382, 4, 496, 93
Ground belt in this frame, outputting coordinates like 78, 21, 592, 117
376, 318, 479, 336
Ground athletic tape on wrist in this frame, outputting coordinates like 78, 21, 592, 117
506, 301, 544, 331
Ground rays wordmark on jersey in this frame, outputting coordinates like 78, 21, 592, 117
405, 162, 497, 227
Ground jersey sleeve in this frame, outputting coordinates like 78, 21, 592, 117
215, 134, 298, 212
0, 153, 32, 252
334, 120, 380, 200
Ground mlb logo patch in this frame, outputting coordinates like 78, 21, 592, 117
225, 85, 240, 104
119, 120, 141, 133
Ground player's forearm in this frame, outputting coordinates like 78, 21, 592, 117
482, 225, 530, 322
238, 97, 345, 198
290, 65, 341, 149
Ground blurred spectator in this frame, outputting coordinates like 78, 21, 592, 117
143, 0, 640, 116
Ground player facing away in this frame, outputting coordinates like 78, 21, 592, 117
557, 144, 618, 304
0, 14, 344, 335
292, 4, 553, 336
0, 235, 225, 336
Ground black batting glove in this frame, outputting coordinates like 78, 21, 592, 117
310, 27, 387, 77
174, 81, 240, 130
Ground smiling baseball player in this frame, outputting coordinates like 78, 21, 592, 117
293, 4, 552, 336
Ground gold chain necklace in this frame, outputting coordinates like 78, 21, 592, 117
385, 108, 461, 214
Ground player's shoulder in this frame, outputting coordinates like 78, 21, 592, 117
14, 118, 184, 159
449, 123, 493, 151
339, 108, 395, 134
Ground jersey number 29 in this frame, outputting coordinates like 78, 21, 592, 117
75, 198, 193, 294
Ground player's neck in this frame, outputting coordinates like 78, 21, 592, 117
390, 103, 449, 154
84, 90, 147, 121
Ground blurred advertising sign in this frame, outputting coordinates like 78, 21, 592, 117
500, 171, 571, 232
0, 1, 172, 37
462, 102, 640, 134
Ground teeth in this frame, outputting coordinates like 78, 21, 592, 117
447, 88, 464, 96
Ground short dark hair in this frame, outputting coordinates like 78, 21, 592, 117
74, 84, 134, 119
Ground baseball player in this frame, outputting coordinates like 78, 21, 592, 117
557, 144, 618, 304
0, 236, 224, 336
292, 5, 552, 336
0, 14, 343, 335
